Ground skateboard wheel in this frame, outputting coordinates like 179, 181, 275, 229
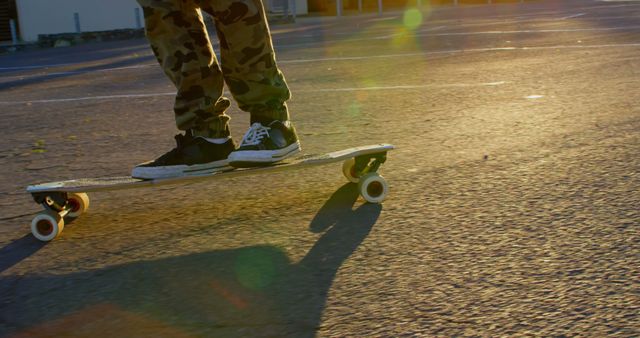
66, 192, 90, 219
31, 210, 65, 242
358, 173, 389, 204
342, 158, 360, 183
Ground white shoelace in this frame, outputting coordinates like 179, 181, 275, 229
239, 123, 271, 146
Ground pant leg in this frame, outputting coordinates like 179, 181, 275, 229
198, 0, 291, 124
137, 0, 231, 137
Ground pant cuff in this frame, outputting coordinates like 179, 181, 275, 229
191, 114, 231, 138
249, 103, 290, 125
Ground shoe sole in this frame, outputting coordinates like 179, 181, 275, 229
132, 159, 230, 179
228, 142, 301, 168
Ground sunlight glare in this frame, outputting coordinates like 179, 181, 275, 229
403, 8, 423, 30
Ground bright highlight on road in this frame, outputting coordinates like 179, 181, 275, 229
403, 8, 423, 30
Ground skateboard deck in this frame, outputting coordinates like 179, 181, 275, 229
27, 144, 394, 241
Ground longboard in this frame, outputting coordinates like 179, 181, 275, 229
26, 144, 394, 241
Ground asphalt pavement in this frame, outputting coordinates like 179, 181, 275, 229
0, 0, 639, 336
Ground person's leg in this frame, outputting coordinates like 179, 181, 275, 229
137, 0, 230, 137
132, 0, 236, 179
198, 0, 290, 125
199, 0, 300, 167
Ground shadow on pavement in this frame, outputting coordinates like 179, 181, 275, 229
0, 54, 155, 91
0, 235, 46, 274
309, 183, 361, 233
0, 183, 381, 337
0, 39, 150, 71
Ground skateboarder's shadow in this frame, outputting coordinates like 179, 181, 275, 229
1, 183, 381, 337
0, 235, 47, 274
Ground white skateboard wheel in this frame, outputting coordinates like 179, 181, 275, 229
342, 158, 360, 183
66, 192, 90, 218
358, 173, 389, 204
31, 211, 65, 242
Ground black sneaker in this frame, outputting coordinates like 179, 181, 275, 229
228, 120, 301, 168
132, 131, 235, 179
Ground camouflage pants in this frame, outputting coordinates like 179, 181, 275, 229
137, 0, 291, 137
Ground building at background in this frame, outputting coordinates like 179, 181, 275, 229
1, 0, 528, 43
1, 0, 518, 42
2, 0, 308, 43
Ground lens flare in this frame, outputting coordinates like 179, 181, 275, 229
403, 8, 423, 30
348, 101, 362, 117
235, 248, 276, 290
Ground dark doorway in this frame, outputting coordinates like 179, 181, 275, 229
0, 0, 17, 42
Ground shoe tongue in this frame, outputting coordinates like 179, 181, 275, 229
175, 132, 193, 147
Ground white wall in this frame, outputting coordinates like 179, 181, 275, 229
16, 0, 143, 41
16, 0, 308, 42
293, 0, 308, 15
265, 0, 308, 15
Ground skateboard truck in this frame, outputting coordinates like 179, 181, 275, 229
341, 151, 390, 206
28, 191, 91, 242
32, 192, 68, 212
353, 152, 387, 177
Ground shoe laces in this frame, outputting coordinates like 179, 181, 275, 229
239, 123, 271, 146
